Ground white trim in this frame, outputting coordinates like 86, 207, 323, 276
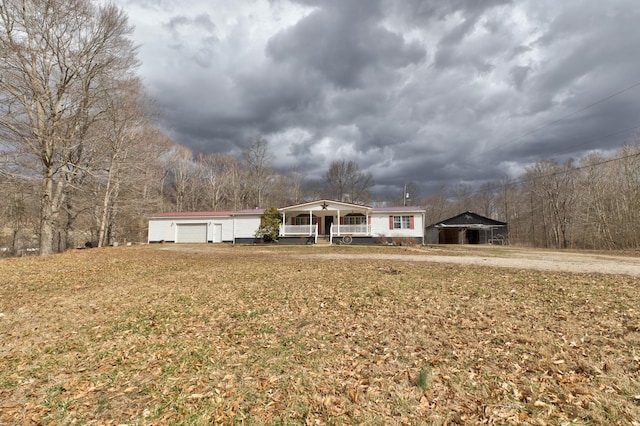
148, 200, 425, 244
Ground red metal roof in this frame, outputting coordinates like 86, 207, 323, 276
371, 206, 424, 212
149, 204, 424, 219
149, 211, 236, 218
148, 208, 266, 219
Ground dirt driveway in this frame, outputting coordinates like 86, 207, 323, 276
305, 245, 640, 277
163, 244, 640, 277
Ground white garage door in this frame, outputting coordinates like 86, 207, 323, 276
176, 223, 207, 243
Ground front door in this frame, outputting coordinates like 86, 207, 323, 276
324, 216, 334, 236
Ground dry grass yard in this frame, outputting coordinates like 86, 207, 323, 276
1, 244, 639, 425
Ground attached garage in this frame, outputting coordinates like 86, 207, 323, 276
176, 223, 208, 243
147, 210, 263, 244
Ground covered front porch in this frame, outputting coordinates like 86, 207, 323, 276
278, 200, 372, 244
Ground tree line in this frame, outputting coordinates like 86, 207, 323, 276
1, 0, 638, 255
424, 144, 640, 250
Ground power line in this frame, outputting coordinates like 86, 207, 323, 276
450, 79, 640, 199
455, 147, 640, 199
513, 149, 640, 187
488, 80, 640, 153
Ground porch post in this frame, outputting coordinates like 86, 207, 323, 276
309, 210, 312, 235
281, 212, 286, 237
366, 211, 369, 235
337, 209, 340, 236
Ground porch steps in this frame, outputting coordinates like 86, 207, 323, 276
315, 237, 332, 246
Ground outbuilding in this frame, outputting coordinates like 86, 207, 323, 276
425, 211, 508, 245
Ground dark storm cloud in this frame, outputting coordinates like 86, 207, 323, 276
115, 0, 640, 196
506, 94, 640, 161
266, 0, 425, 89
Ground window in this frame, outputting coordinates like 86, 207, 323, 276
343, 214, 366, 225
393, 215, 412, 229
294, 215, 317, 225
294, 216, 308, 225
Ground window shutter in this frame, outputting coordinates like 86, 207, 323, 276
340, 216, 344, 225
368, 216, 371, 225
291, 217, 295, 225
409, 215, 414, 229
389, 216, 394, 230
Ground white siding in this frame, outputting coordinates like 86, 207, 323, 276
219, 218, 234, 241
148, 205, 425, 244
370, 213, 424, 239
148, 215, 262, 243
233, 216, 261, 240
148, 219, 174, 242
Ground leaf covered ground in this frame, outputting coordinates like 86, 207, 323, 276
0, 245, 639, 425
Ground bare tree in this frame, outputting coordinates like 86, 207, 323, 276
0, 175, 38, 253
105, 125, 173, 243
575, 152, 615, 249
137, 127, 173, 212
0, 0, 139, 255
423, 189, 449, 225
166, 145, 197, 211
196, 153, 228, 210
94, 79, 148, 247
523, 159, 576, 248
224, 156, 248, 211
616, 144, 640, 248
271, 167, 306, 206
448, 183, 474, 213
323, 159, 373, 204
242, 137, 274, 208
468, 181, 496, 218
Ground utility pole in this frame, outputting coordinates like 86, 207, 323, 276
403, 183, 408, 206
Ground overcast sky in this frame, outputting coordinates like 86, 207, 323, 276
112, 0, 640, 196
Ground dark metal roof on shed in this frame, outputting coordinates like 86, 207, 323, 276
434, 211, 506, 227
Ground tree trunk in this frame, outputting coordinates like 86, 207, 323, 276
98, 167, 115, 247
38, 171, 58, 256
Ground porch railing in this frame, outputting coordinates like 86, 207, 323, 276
329, 224, 371, 244
281, 224, 318, 237
332, 224, 371, 235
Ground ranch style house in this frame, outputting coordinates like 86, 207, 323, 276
148, 199, 426, 245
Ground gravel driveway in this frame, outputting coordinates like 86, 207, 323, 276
162, 244, 640, 277
305, 246, 640, 277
